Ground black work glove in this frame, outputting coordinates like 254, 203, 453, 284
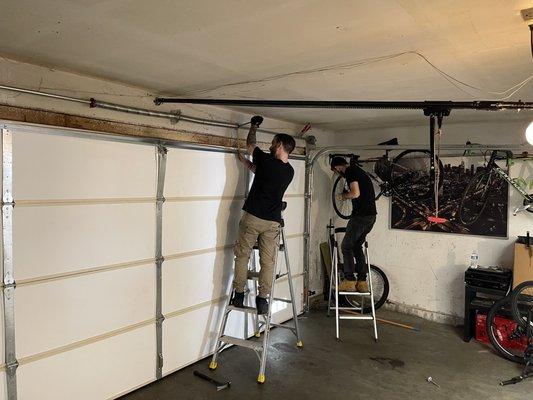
250, 115, 263, 127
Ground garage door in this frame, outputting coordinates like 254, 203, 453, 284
0, 123, 305, 399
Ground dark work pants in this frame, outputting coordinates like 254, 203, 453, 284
341, 215, 376, 281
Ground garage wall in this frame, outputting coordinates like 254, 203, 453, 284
3, 124, 306, 399
320, 121, 533, 323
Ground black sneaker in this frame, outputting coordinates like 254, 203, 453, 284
231, 291, 244, 308
256, 296, 269, 315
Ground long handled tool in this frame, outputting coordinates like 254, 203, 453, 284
193, 370, 231, 391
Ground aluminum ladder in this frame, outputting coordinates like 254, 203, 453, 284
327, 223, 378, 342
208, 210, 303, 384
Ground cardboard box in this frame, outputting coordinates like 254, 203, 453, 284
513, 243, 533, 288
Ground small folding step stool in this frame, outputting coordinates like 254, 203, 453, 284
209, 203, 302, 384
327, 223, 378, 342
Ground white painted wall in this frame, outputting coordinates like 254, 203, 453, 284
311, 121, 533, 324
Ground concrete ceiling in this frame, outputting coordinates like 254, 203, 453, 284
1, 0, 533, 131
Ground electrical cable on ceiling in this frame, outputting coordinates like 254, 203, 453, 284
177, 51, 533, 101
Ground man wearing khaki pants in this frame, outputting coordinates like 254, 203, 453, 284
233, 115, 295, 314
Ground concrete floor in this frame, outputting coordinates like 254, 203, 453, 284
121, 308, 532, 400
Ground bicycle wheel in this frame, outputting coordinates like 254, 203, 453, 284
343, 265, 389, 314
459, 170, 492, 225
486, 296, 528, 364
332, 175, 352, 220
511, 280, 533, 330
390, 150, 443, 200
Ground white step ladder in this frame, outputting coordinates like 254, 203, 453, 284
209, 207, 302, 384
327, 223, 378, 342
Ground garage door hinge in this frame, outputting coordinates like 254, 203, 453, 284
6, 360, 18, 372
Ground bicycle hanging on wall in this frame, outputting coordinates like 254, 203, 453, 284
459, 150, 533, 225
330, 141, 444, 222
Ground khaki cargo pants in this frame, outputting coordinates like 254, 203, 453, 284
233, 212, 281, 298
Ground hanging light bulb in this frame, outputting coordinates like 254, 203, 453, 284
527, 122, 533, 145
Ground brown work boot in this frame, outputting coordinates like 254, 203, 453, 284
356, 280, 369, 293
338, 279, 356, 292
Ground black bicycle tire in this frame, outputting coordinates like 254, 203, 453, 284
459, 170, 492, 225
510, 280, 533, 330
343, 265, 389, 314
486, 296, 526, 364
332, 175, 351, 220
390, 150, 443, 200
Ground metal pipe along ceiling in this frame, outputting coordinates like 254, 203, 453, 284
0, 85, 286, 136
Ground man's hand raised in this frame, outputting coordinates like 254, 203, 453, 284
251, 115, 263, 127
246, 115, 263, 155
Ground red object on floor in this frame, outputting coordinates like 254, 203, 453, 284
476, 313, 528, 351
476, 314, 490, 344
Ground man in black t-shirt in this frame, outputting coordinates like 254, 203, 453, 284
331, 157, 377, 293
232, 115, 295, 314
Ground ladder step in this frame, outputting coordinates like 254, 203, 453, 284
270, 323, 297, 332
247, 272, 289, 281
338, 292, 371, 296
272, 297, 292, 303
335, 306, 362, 311
339, 315, 374, 320
227, 305, 257, 313
220, 335, 263, 351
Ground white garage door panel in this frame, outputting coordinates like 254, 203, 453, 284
165, 148, 246, 197
0, 300, 4, 362
271, 276, 305, 321
163, 200, 241, 255
281, 197, 305, 235
163, 239, 302, 316
14, 203, 155, 280
162, 250, 233, 315
278, 236, 304, 276
4, 125, 306, 398
16, 264, 155, 359
13, 132, 155, 199
162, 303, 254, 375
17, 325, 155, 400
0, 371, 6, 400
285, 160, 305, 195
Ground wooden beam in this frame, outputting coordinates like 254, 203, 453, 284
0, 104, 305, 155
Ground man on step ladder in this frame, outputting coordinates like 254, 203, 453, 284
330, 157, 377, 292
233, 116, 296, 314
208, 116, 301, 384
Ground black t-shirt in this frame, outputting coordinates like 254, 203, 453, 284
243, 147, 294, 222
345, 165, 377, 216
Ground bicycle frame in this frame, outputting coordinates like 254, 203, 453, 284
485, 150, 533, 215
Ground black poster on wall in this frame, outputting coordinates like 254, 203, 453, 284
391, 158, 509, 238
